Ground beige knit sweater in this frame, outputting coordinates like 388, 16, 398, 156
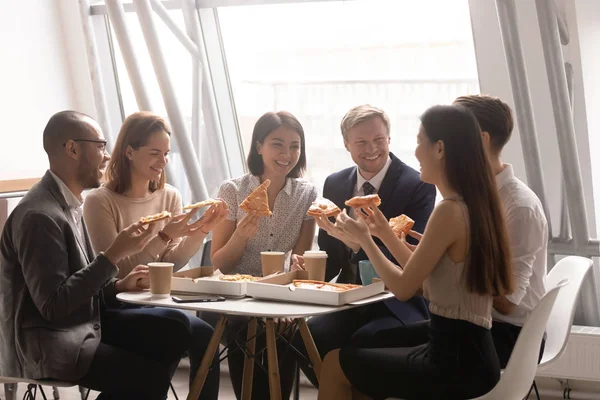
83, 184, 202, 278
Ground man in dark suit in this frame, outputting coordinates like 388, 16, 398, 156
0, 111, 197, 399
291, 105, 436, 387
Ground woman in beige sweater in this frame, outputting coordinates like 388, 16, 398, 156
83, 111, 227, 400
84, 112, 227, 278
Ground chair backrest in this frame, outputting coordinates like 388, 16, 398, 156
471, 280, 568, 400
200, 239, 212, 266
539, 256, 592, 367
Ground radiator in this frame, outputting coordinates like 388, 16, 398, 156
536, 325, 600, 382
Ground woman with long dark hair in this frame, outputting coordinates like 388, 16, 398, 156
318, 104, 513, 399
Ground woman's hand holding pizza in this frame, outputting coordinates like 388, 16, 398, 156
315, 213, 361, 252
354, 205, 394, 240
333, 210, 372, 246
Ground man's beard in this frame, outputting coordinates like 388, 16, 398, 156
76, 163, 101, 189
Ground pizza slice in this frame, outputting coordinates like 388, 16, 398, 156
140, 211, 172, 224
389, 214, 415, 238
306, 197, 341, 218
183, 198, 223, 211
292, 279, 361, 292
239, 179, 272, 216
345, 194, 382, 208
219, 274, 259, 282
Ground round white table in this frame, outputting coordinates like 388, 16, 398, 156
117, 291, 393, 400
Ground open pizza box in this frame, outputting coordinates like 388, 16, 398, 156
172, 267, 250, 298
246, 270, 385, 306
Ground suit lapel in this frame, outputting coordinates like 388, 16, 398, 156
42, 172, 91, 264
378, 154, 404, 216
341, 168, 357, 213
82, 220, 95, 261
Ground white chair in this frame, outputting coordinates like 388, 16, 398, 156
538, 256, 592, 369
469, 279, 569, 400
526, 256, 593, 399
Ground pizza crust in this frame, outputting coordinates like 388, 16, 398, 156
292, 279, 361, 292
345, 194, 382, 208
139, 211, 171, 224
306, 198, 341, 217
183, 198, 223, 211
219, 274, 259, 282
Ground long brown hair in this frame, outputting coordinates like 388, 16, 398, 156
420, 105, 513, 296
106, 112, 170, 194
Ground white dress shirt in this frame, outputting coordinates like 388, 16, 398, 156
492, 164, 548, 327
49, 170, 86, 244
350, 156, 392, 218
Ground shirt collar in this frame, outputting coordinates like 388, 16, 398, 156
356, 155, 392, 193
249, 174, 292, 196
48, 170, 83, 209
496, 164, 515, 190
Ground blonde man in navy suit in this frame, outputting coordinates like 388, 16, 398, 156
291, 105, 436, 387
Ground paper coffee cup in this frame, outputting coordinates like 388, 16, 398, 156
148, 262, 174, 298
260, 251, 285, 276
303, 251, 327, 281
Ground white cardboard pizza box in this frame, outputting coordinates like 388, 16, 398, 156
172, 267, 251, 298
246, 270, 386, 306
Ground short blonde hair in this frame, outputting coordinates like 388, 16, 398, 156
340, 105, 391, 140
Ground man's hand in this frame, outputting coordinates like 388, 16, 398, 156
315, 213, 360, 252
291, 254, 305, 271
105, 221, 159, 265
115, 265, 150, 293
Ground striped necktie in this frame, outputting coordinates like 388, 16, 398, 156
363, 181, 376, 196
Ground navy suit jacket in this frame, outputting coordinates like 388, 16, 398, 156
318, 153, 436, 324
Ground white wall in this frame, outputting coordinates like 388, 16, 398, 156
0, 0, 96, 180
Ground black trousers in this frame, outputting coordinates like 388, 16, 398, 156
292, 301, 403, 388
339, 315, 500, 400
77, 307, 218, 400
491, 320, 546, 368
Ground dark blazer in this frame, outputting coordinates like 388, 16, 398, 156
318, 153, 436, 322
0, 171, 119, 381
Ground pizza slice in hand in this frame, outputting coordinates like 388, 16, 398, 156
389, 214, 415, 238
306, 197, 341, 218
140, 211, 172, 224
183, 198, 223, 211
345, 194, 382, 208
239, 179, 272, 216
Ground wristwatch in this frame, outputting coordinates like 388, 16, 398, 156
158, 230, 173, 245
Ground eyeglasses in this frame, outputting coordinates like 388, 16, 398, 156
64, 139, 108, 151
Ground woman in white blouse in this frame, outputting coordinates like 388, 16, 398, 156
211, 111, 317, 276
209, 111, 317, 399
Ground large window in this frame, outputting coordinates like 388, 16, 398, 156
219, 0, 479, 192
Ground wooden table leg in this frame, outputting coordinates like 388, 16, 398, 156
187, 315, 227, 400
241, 317, 258, 400
265, 319, 282, 400
297, 318, 322, 384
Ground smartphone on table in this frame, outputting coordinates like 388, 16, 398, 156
171, 294, 226, 303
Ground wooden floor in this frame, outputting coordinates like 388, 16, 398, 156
1, 359, 318, 399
